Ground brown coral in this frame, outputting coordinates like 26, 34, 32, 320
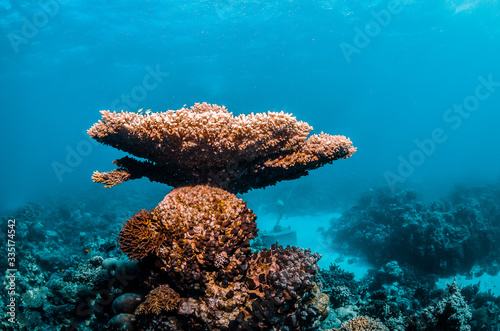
246, 245, 320, 300
118, 209, 168, 261
172, 246, 325, 331
91, 169, 132, 188
88, 103, 356, 193
234, 245, 323, 330
135, 284, 180, 315
119, 185, 258, 291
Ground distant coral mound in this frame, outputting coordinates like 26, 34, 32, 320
325, 187, 500, 276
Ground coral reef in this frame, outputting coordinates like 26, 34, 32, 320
324, 188, 500, 276
87, 103, 356, 330
409, 281, 472, 330
317, 185, 500, 331
3, 185, 500, 330
88, 103, 356, 193
0, 201, 143, 330
121, 190, 329, 329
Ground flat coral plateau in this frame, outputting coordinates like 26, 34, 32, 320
88, 102, 356, 193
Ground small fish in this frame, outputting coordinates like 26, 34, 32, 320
84, 249, 90, 253
137, 108, 144, 114
104, 244, 117, 254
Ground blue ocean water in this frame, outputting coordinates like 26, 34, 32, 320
1, 0, 499, 210
1, 1, 500, 330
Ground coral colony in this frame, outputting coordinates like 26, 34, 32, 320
88, 103, 355, 330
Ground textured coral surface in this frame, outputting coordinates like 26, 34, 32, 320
119, 185, 258, 291
117, 185, 325, 329
89, 103, 356, 193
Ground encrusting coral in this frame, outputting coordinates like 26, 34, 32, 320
89, 102, 356, 193
89, 103, 356, 330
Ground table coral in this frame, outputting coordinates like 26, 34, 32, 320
89, 103, 356, 330
88, 102, 356, 193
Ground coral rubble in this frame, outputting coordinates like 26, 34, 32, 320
88, 103, 356, 330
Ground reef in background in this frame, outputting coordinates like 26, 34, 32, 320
323, 185, 500, 277
320, 183, 500, 330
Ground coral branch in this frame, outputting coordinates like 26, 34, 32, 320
91, 169, 132, 187
135, 284, 180, 315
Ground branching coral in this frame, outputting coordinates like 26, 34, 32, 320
118, 209, 167, 261
419, 282, 472, 331
89, 103, 356, 330
135, 284, 180, 315
92, 168, 132, 188
88, 103, 356, 193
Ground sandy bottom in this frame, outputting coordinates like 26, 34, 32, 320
257, 212, 500, 296
256, 212, 372, 277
